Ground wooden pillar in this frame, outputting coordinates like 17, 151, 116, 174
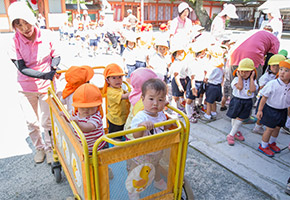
61, 0, 66, 13
155, 0, 158, 26
121, 0, 124, 21
37, 0, 49, 28
4, 0, 12, 31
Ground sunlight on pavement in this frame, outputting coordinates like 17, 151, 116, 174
0, 36, 32, 159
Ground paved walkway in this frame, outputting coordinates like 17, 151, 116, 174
187, 107, 290, 199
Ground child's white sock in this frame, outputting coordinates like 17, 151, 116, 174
211, 111, 217, 116
229, 119, 242, 136
185, 103, 193, 118
231, 119, 235, 127
269, 136, 277, 144
261, 141, 268, 148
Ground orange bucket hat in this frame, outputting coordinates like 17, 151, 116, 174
279, 59, 290, 69
72, 83, 102, 108
62, 66, 94, 99
103, 63, 125, 94
103, 63, 125, 79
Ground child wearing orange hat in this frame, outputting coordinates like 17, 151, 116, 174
103, 63, 130, 140
71, 83, 107, 154
256, 59, 290, 157
60, 66, 94, 115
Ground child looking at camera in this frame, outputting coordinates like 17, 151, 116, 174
252, 54, 285, 134
128, 79, 171, 198
103, 63, 130, 140
257, 59, 290, 157
226, 58, 258, 146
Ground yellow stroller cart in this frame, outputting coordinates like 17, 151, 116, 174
47, 66, 194, 200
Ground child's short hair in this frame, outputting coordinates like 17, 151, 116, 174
142, 78, 167, 97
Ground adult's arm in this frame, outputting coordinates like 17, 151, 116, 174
11, 59, 56, 80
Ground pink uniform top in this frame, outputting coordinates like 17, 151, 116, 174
9, 27, 60, 93
230, 30, 279, 68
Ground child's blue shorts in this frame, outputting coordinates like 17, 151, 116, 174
185, 80, 205, 100
226, 97, 252, 119
126, 64, 136, 78
90, 39, 98, 46
205, 83, 222, 104
259, 103, 287, 128
172, 77, 188, 97
135, 61, 146, 69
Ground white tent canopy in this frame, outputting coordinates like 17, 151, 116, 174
258, 0, 290, 10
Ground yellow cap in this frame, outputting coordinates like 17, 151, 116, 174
233, 58, 256, 76
238, 58, 255, 71
268, 54, 286, 65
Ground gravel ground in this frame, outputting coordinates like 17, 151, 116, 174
0, 141, 273, 200
184, 147, 273, 200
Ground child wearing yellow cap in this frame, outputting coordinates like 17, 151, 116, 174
252, 54, 286, 134
71, 83, 107, 154
226, 58, 258, 146
103, 63, 130, 140
256, 59, 290, 157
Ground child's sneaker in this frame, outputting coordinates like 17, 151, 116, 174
189, 116, 197, 123
192, 110, 200, 118
258, 144, 274, 157
234, 131, 245, 141
252, 126, 264, 135
200, 114, 212, 122
154, 179, 167, 191
268, 142, 281, 153
226, 135, 235, 146
200, 105, 207, 114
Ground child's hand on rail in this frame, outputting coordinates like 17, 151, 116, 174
139, 121, 154, 131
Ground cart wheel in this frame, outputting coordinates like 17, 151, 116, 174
181, 177, 194, 200
53, 167, 62, 183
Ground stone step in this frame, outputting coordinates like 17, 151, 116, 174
188, 117, 290, 199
